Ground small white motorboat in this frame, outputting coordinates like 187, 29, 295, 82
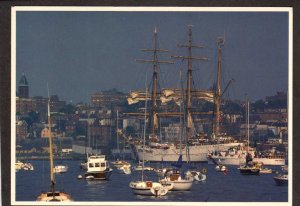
129, 181, 169, 196
23, 163, 34, 171
274, 174, 288, 186
133, 165, 154, 171
111, 159, 131, 167
54, 165, 68, 173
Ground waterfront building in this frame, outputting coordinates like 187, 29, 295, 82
16, 120, 28, 141
91, 89, 127, 107
16, 97, 35, 115
65, 122, 76, 136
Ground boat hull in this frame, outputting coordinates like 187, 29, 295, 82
274, 175, 288, 186
133, 142, 242, 162
208, 156, 245, 165
208, 156, 285, 166
239, 168, 260, 175
37, 191, 72, 202
85, 170, 112, 180
129, 181, 167, 196
253, 158, 285, 166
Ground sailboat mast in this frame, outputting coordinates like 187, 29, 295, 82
214, 37, 224, 138
117, 110, 120, 153
173, 25, 208, 140
142, 85, 148, 182
186, 25, 193, 139
136, 27, 173, 141
47, 87, 55, 194
247, 100, 250, 153
151, 28, 158, 140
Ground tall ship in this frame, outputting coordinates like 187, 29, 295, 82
127, 26, 241, 162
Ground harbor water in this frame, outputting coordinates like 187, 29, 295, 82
16, 160, 288, 202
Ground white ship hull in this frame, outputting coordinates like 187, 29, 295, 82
208, 156, 245, 165
208, 156, 285, 166
253, 157, 285, 166
134, 142, 242, 162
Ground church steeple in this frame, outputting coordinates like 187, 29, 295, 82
18, 73, 29, 98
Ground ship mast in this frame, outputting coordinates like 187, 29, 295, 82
47, 85, 55, 197
214, 36, 225, 138
136, 27, 173, 140
172, 25, 208, 139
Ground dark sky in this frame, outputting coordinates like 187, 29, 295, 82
16, 10, 289, 103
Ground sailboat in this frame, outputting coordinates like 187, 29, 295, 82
159, 67, 194, 191
128, 25, 241, 163
37, 87, 72, 202
159, 155, 194, 191
54, 121, 68, 174
238, 100, 260, 175
129, 32, 169, 196
112, 110, 132, 174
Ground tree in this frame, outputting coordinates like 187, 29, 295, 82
59, 104, 76, 114
223, 101, 244, 115
28, 111, 39, 123
253, 100, 266, 112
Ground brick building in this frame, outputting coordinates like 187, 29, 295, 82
16, 120, 28, 141
91, 89, 126, 107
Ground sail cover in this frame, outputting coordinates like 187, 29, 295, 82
192, 90, 215, 102
127, 91, 151, 105
160, 88, 215, 104
127, 89, 215, 105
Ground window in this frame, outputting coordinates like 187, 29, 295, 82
95, 163, 100, 167
101, 163, 105, 167
89, 163, 94, 168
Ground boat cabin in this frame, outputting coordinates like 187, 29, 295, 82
87, 155, 108, 172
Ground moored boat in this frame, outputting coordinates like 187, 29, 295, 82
54, 165, 68, 173
37, 191, 72, 202
129, 181, 168, 196
160, 172, 193, 191
15, 161, 23, 171
238, 101, 260, 176
84, 154, 112, 180
37, 87, 72, 202
274, 174, 288, 186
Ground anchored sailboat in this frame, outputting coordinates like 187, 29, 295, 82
238, 100, 260, 175
129, 48, 170, 196
37, 86, 72, 202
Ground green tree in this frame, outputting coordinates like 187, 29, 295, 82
253, 100, 266, 112
59, 104, 76, 114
